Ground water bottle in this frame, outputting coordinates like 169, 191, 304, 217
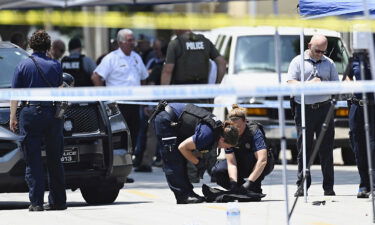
226, 201, 240, 225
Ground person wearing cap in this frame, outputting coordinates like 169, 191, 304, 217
61, 37, 96, 87
211, 105, 273, 196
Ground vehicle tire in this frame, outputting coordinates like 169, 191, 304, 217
341, 147, 356, 165
80, 182, 121, 205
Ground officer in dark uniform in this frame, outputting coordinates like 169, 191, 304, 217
61, 37, 96, 87
161, 30, 226, 85
161, 30, 227, 183
211, 105, 274, 195
348, 51, 375, 198
152, 102, 239, 204
10, 30, 67, 211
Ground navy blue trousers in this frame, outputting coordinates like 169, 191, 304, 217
154, 111, 195, 201
294, 103, 335, 191
349, 104, 375, 190
19, 106, 66, 206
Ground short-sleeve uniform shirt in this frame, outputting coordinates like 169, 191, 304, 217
12, 52, 63, 88
94, 49, 148, 86
169, 103, 215, 151
287, 50, 339, 104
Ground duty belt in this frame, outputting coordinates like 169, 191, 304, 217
22, 101, 55, 107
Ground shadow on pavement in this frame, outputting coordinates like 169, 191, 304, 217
0, 201, 153, 210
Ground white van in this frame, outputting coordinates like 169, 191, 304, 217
211, 26, 354, 164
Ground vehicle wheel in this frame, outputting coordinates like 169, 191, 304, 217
80, 182, 121, 205
341, 147, 356, 165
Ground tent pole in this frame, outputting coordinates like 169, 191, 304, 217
361, 0, 375, 223
273, 1, 290, 225
299, 29, 308, 204
362, 1, 375, 223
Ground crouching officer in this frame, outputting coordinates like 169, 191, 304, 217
10, 30, 67, 211
347, 51, 375, 198
151, 101, 239, 204
212, 105, 274, 196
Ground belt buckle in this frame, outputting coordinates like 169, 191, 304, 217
311, 103, 319, 109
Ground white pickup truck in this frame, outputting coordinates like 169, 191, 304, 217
211, 26, 354, 164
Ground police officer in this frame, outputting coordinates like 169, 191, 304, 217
10, 30, 67, 211
211, 105, 273, 195
348, 51, 375, 198
161, 30, 226, 85
161, 30, 227, 183
287, 34, 339, 196
153, 102, 239, 204
61, 37, 96, 86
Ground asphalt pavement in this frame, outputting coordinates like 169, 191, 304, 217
0, 164, 372, 225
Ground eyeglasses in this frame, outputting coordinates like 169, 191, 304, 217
313, 49, 326, 54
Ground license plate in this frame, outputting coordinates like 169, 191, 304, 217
61, 147, 79, 163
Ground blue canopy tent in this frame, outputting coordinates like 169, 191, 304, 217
299, 0, 375, 18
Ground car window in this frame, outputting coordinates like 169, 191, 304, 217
0, 47, 29, 88
234, 35, 348, 74
223, 36, 232, 62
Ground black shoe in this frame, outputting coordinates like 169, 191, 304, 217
43, 203, 67, 211
294, 188, 307, 197
134, 165, 152, 172
324, 190, 336, 196
126, 177, 134, 183
357, 188, 370, 198
152, 159, 163, 167
176, 196, 205, 204
28, 205, 44, 212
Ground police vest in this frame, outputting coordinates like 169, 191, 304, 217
177, 104, 222, 141
172, 33, 210, 84
233, 121, 274, 177
61, 55, 93, 87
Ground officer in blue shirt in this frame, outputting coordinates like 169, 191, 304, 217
153, 102, 239, 204
211, 105, 273, 195
10, 30, 67, 211
348, 51, 375, 198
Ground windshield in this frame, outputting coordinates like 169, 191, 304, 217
0, 47, 29, 88
234, 35, 349, 75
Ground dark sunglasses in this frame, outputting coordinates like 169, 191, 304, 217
313, 49, 326, 54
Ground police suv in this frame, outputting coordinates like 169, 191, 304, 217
211, 27, 354, 164
0, 42, 133, 204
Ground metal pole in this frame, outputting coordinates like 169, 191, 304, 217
359, 54, 375, 223
299, 29, 308, 203
362, 0, 375, 223
273, 1, 289, 225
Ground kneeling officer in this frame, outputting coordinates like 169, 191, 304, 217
152, 102, 239, 204
212, 105, 274, 196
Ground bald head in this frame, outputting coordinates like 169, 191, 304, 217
50, 39, 66, 60
308, 34, 328, 60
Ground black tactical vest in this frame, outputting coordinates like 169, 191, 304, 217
171, 33, 210, 84
233, 121, 274, 177
177, 104, 222, 141
61, 55, 93, 87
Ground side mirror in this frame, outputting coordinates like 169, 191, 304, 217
62, 73, 75, 87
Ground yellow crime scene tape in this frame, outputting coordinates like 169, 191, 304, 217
0, 10, 375, 31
